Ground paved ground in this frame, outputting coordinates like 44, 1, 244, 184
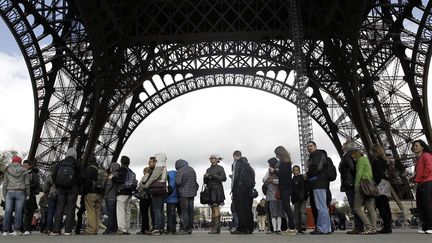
0, 229, 428, 243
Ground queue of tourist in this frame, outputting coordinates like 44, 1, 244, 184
0, 139, 431, 236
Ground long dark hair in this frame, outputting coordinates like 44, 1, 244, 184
370, 144, 388, 162
411, 139, 432, 153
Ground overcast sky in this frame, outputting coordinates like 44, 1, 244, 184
1, 17, 430, 210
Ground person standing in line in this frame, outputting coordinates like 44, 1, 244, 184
411, 140, 432, 234
164, 169, 178, 235
2, 156, 29, 236
370, 144, 392, 234
351, 149, 377, 235
113, 155, 137, 235
38, 193, 48, 234
176, 159, 199, 234
203, 155, 226, 234
51, 148, 81, 236
263, 158, 283, 234
103, 160, 120, 235
291, 165, 307, 234
338, 140, 363, 234
255, 199, 267, 232
273, 146, 297, 236
305, 141, 332, 234
142, 153, 168, 236
82, 155, 103, 235
136, 161, 154, 235
231, 151, 255, 234
42, 168, 56, 235
22, 159, 40, 235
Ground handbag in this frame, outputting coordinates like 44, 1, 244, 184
377, 179, 392, 197
149, 181, 167, 196
200, 185, 210, 205
360, 178, 379, 197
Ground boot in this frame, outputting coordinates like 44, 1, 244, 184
216, 215, 221, 234
208, 216, 218, 234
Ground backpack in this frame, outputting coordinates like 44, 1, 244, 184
90, 165, 108, 193
121, 167, 138, 191
326, 157, 337, 181
55, 158, 77, 188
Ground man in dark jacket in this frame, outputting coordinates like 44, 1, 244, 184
103, 160, 120, 235
231, 151, 254, 234
83, 156, 103, 235
22, 159, 40, 235
306, 141, 331, 234
338, 140, 363, 234
175, 159, 199, 234
51, 148, 81, 236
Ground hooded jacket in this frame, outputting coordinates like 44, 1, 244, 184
306, 149, 329, 190
164, 170, 178, 204
175, 159, 199, 198
2, 163, 30, 197
143, 153, 167, 189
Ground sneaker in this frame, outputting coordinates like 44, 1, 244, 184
378, 228, 392, 234
426, 230, 432, 234
359, 228, 377, 235
310, 230, 326, 235
117, 230, 130, 235
151, 230, 161, 236
11, 231, 22, 236
2, 232, 8, 236
64, 232, 72, 236
284, 229, 297, 236
418, 230, 426, 234
49, 232, 60, 236
347, 228, 362, 234
23, 231, 31, 236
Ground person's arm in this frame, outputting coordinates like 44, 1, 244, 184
25, 171, 31, 198
2, 169, 8, 197
422, 153, 432, 178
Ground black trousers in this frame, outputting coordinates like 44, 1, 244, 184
417, 181, 432, 231
233, 189, 254, 232
23, 196, 37, 231
53, 189, 78, 234
375, 195, 392, 229
139, 198, 154, 232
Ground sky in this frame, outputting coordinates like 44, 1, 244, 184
1, 13, 430, 210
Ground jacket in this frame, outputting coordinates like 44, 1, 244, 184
291, 174, 307, 203
262, 171, 279, 201
354, 156, 373, 189
164, 170, 178, 204
306, 149, 329, 190
414, 152, 432, 184
204, 164, 226, 190
112, 166, 133, 195
372, 157, 389, 185
273, 161, 293, 191
83, 161, 99, 195
43, 175, 57, 199
52, 155, 81, 191
2, 163, 30, 197
28, 168, 40, 196
175, 159, 199, 198
232, 157, 255, 191
338, 152, 356, 192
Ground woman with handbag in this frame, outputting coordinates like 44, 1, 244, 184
351, 149, 377, 235
370, 144, 392, 234
412, 140, 432, 234
142, 153, 168, 236
203, 154, 226, 234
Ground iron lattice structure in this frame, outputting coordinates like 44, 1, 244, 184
1, 0, 432, 198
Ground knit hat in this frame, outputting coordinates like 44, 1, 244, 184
11, 155, 22, 164
267, 157, 278, 168
120, 155, 130, 166
66, 148, 77, 160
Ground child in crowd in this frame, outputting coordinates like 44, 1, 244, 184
292, 165, 307, 234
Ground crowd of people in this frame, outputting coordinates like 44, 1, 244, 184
0, 139, 431, 236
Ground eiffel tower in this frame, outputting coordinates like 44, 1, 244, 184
1, 0, 431, 199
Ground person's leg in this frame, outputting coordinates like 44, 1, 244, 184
46, 196, 56, 232
346, 188, 363, 230
300, 200, 307, 231
151, 196, 163, 232
363, 197, 377, 230
13, 191, 26, 233
188, 198, 195, 232
116, 195, 127, 233
312, 189, 331, 233
75, 196, 85, 234
2, 191, 14, 233
64, 191, 77, 234
166, 204, 175, 233
84, 193, 96, 234
423, 182, 432, 230
53, 192, 66, 233
105, 197, 116, 233
280, 190, 295, 230
124, 195, 132, 233
353, 190, 371, 230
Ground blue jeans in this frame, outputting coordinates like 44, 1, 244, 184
3, 190, 25, 232
105, 197, 117, 233
166, 203, 177, 233
179, 197, 194, 231
46, 196, 57, 232
313, 189, 331, 233
151, 196, 164, 231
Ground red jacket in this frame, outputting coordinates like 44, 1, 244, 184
414, 152, 432, 184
